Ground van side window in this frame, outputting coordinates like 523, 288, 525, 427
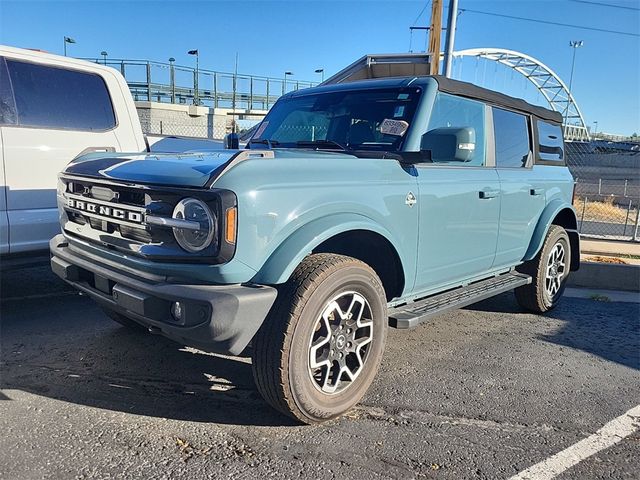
0, 57, 17, 125
493, 107, 531, 168
427, 92, 486, 166
536, 120, 565, 163
6, 60, 116, 130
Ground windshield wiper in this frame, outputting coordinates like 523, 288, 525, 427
295, 139, 347, 151
248, 138, 280, 149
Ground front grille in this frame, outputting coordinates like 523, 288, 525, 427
61, 177, 155, 246
58, 175, 236, 264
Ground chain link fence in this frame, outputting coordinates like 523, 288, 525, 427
566, 141, 640, 242
142, 117, 264, 141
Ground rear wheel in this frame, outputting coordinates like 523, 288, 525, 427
515, 225, 570, 313
251, 253, 387, 424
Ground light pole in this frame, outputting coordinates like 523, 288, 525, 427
283, 71, 293, 95
100, 51, 108, 65
315, 68, 324, 83
188, 49, 199, 105
63, 36, 75, 56
169, 57, 176, 104
443, 0, 459, 77
592, 121, 598, 138
568, 40, 583, 93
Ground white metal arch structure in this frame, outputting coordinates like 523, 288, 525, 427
451, 48, 590, 142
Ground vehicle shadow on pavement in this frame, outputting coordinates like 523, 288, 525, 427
0, 268, 296, 426
467, 291, 640, 371
542, 297, 639, 371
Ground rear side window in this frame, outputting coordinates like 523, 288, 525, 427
0, 57, 17, 125
6, 59, 116, 130
536, 120, 564, 163
493, 107, 531, 168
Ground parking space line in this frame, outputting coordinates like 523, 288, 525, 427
509, 405, 640, 480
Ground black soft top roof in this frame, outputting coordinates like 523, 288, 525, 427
432, 75, 563, 125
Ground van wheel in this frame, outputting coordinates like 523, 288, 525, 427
515, 225, 571, 313
252, 254, 387, 424
101, 306, 146, 331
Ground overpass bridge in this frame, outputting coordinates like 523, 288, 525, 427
83, 58, 317, 111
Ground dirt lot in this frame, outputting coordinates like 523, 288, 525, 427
1, 266, 638, 479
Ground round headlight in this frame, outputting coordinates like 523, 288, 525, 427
172, 198, 216, 253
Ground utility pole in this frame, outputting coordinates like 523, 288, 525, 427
443, 0, 459, 77
428, 0, 443, 75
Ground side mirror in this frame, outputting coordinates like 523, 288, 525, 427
224, 133, 239, 149
421, 127, 476, 163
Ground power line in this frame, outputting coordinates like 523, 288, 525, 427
460, 8, 640, 37
569, 0, 640, 11
411, 1, 432, 26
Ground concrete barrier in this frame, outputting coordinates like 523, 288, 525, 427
568, 262, 640, 292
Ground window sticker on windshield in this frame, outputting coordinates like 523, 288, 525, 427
254, 121, 268, 139
397, 93, 409, 100
380, 118, 409, 136
393, 105, 405, 118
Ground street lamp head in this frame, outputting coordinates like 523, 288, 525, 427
64, 36, 76, 44
100, 51, 108, 56
169, 57, 175, 62
187, 49, 198, 56
314, 68, 324, 73
569, 40, 584, 48
285, 71, 293, 76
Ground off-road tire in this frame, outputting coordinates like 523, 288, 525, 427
251, 253, 388, 424
101, 306, 147, 331
515, 225, 571, 313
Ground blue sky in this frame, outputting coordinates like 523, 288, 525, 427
1, 0, 639, 135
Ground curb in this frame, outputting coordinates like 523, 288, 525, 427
568, 262, 640, 292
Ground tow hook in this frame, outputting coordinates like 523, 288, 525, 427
148, 325, 162, 335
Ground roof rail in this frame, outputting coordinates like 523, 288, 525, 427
321, 53, 431, 85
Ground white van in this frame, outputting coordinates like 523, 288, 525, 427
0, 45, 147, 259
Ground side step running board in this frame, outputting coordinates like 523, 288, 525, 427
388, 272, 531, 329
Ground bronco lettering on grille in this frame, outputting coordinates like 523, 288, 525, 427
66, 197, 144, 224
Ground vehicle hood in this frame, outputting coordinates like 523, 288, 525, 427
63, 149, 358, 188
64, 151, 238, 188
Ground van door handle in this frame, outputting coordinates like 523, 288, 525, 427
479, 189, 500, 199
530, 188, 545, 196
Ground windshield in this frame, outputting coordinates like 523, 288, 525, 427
249, 87, 422, 152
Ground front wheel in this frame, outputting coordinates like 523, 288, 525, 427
251, 254, 388, 424
515, 225, 571, 313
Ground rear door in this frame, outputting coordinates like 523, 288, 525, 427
492, 107, 546, 268
414, 93, 500, 293
0, 56, 120, 253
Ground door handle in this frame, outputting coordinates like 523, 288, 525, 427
530, 188, 545, 196
479, 189, 499, 199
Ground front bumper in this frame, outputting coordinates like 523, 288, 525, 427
50, 234, 277, 355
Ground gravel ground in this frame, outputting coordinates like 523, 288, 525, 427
1, 266, 638, 479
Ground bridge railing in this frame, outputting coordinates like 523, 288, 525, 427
82, 58, 317, 110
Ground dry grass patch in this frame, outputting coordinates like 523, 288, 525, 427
584, 255, 628, 264
573, 196, 637, 223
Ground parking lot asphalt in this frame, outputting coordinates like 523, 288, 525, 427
1, 266, 638, 480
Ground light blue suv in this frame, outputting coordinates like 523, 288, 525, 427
51, 75, 579, 423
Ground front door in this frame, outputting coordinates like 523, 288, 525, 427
413, 93, 500, 293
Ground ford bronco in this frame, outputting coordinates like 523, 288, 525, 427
50, 74, 579, 423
